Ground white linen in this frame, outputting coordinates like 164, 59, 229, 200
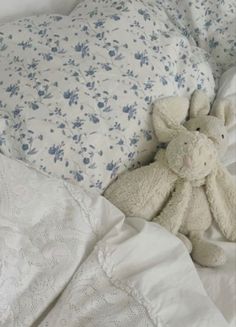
0, 153, 229, 326
195, 176, 236, 327
216, 66, 236, 174
197, 233, 236, 327
0, 0, 78, 24
194, 68, 236, 327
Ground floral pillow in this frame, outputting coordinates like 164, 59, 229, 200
0, 0, 216, 192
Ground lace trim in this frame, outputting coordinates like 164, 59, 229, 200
96, 245, 168, 327
64, 181, 100, 240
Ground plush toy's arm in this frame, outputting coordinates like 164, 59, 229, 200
206, 164, 236, 241
104, 151, 178, 219
153, 180, 192, 235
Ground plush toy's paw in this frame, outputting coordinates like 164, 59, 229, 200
191, 240, 226, 267
177, 232, 192, 253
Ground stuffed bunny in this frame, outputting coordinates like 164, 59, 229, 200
104, 95, 236, 267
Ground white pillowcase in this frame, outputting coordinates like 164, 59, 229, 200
0, 0, 78, 23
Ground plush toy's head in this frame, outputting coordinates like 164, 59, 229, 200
166, 131, 217, 181
184, 90, 234, 158
184, 116, 228, 157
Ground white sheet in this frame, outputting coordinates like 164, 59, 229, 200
0, 154, 229, 326
0, 0, 79, 24
216, 67, 236, 174
196, 176, 236, 327
197, 233, 236, 327
194, 68, 236, 327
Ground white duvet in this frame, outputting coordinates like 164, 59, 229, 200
0, 154, 229, 327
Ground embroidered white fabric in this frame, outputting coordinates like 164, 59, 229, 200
0, 154, 229, 327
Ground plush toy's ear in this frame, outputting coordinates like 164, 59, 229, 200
206, 164, 236, 241
152, 96, 189, 143
189, 90, 211, 118
211, 98, 235, 127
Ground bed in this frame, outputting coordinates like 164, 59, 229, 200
0, 0, 235, 326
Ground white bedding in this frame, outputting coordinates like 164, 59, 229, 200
197, 228, 236, 327
217, 67, 236, 174
0, 0, 235, 325
0, 0, 79, 24
0, 154, 229, 326
195, 68, 236, 327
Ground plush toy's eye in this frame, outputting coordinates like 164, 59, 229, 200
184, 142, 187, 145
204, 162, 207, 166
196, 127, 201, 131
221, 134, 224, 139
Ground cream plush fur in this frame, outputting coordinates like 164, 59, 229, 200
185, 90, 234, 158
104, 92, 236, 267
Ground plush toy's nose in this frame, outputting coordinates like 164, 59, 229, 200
183, 155, 192, 168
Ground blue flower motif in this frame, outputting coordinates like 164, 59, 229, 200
175, 74, 185, 88
111, 14, 120, 21
58, 123, 65, 128
138, 9, 150, 21
101, 63, 112, 71
72, 171, 84, 182
17, 39, 32, 50
42, 53, 53, 61
0, 37, 7, 51
209, 37, 219, 49
72, 117, 84, 128
48, 144, 64, 162
85, 66, 97, 76
123, 104, 137, 120
106, 161, 119, 178
12, 105, 22, 118
83, 157, 90, 164
130, 133, 139, 146
22, 144, 29, 151
134, 51, 149, 67
64, 90, 79, 106
94, 20, 105, 28
30, 102, 39, 110
109, 50, 116, 57
0, 133, 6, 146
160, 76, 168, 85
89, 114, 100, 123
142, 130, 152, 141
6, 84, 19, 97
75, 42, 90, 58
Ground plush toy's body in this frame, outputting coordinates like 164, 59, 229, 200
104, 91, 236, 267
